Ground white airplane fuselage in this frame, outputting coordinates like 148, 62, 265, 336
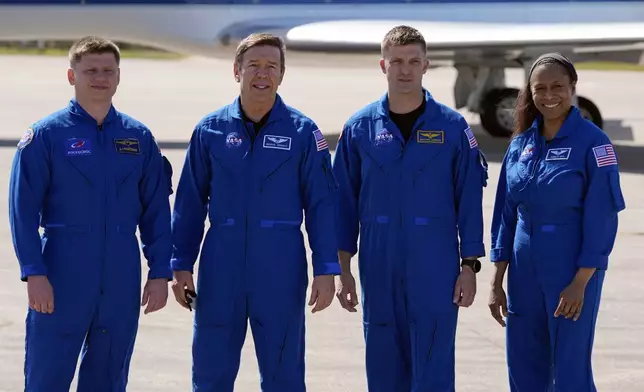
1, 0, 643, 137
0, 1, 643, 58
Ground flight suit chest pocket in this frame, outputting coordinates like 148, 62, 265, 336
256, 137, 296, 187
109, 137, 145, 187
209, 131, 248, 173
57, 137, 99, 186
516, 143, 538, 181
358, 133, 401, 172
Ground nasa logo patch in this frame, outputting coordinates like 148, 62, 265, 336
520, 144, 535, 161
226, 132, 243, 148
17, 128, 34, 150
374, 129, 394, 146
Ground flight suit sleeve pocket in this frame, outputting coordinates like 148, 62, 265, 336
322, 155, 338, 191
162, 155, 174, 195
608, 171, 626, 212
478, 150, 489, 187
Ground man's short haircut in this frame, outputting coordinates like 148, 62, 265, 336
235, 33, 286, 73
68, 36, 121, 67
381, 25, 427, 55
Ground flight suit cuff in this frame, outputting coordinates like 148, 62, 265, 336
148, 264, 173, 281
576, 253, 609, 270
171, 258, 195, 274
313, 261, 342, 277
490, 248, 510, 263
20, 264, 48, 282
460, 242, 485, 259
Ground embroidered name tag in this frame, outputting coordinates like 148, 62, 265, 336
66, 138, 92, 156
417, 130, 444, 144
114, 138, 141, 154
263, 135, 291, 151
545, 148, 571, 161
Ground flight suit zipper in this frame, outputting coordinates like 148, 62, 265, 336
98, 123, 107, 296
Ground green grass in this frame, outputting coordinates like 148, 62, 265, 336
575, 61, 644, 72
1, 48, 642, 71
0, 47, 184, 60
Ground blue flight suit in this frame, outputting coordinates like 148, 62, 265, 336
490, 106, 626, 392
170, 94, 341, 392
332, 89, 488, 391
9, 98, 174, 392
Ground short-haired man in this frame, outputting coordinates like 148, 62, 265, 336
9, 36, 174, 391
170, 33, 340, 391
332, 25, 488, 391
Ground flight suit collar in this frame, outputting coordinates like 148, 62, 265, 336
229, 93, 288, 125
374, 88, 439, 144
530, 105, 582, 141
67, 97, 117, 125
375, 88, 437, 121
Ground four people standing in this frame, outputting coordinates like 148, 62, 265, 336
8, 32, 625, 392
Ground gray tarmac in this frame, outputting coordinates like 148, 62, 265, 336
0, 54, 643, 391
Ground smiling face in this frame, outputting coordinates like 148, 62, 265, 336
529, 63, 575, 122
380, 43, 429, 95
234, 44, 283, 105
67, 52, 120, 104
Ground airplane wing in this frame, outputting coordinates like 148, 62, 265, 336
284, 20, 644, 53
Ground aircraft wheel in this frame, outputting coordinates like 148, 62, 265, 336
479, 88, 520, 138
577, 96, 604, 130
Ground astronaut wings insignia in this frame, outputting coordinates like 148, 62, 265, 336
263, 134, 292, 151
545, 147, 571, 161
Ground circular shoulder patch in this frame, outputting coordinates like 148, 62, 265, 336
17, 127, 34, 150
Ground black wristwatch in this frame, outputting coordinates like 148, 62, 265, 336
461, 259, 481, 273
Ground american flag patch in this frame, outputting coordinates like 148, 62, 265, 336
592, 144, 617, 167
464, 127, 478, 149
313, 129, 328, 151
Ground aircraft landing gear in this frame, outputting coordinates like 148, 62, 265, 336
478, 87, 604, 138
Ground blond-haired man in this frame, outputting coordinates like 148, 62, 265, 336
170, 33, 340, 391
332, 25, 488, 391
9, 36, 174, 391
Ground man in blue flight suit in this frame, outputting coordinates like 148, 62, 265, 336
488, 53, 626, 391
332, 25, 488, 391
9, 37, 174, 392
170, 33, 340, 392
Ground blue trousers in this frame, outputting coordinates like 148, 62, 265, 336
363, 278, 459, 392
24, 296, 139, 392
191, 291, 307, 392
24, 224, 144, 392
506, 229, 605, 392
